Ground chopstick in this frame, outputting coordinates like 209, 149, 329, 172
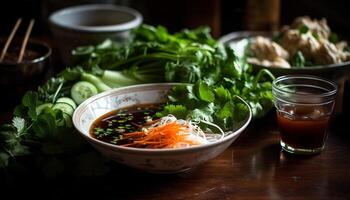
18, 19, 35, 63
0, 18, 22, 62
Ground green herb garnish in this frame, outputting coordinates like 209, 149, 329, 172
329, 32, 339, 44
292, 51, 306, 67
299, 25, 309, 34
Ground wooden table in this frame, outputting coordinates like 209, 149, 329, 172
3, 113, 349, 199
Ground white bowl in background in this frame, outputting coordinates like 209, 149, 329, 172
49, 4, 142, 64
72, 83, 252, 173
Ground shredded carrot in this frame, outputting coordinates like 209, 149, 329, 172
120, 121, 202, 148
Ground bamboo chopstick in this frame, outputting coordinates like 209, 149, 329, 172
0, 18, 22, 62
18, 19, 35, 63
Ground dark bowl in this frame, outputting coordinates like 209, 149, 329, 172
0, 39, 51, 112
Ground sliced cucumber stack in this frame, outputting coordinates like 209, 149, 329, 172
62, 113, 73, 128
36, 80, 100, 128
52, 105, 73, 128
52, 103, 74, 116
56, 97, 77, 109
71, 81, 98, 105
52, 97, 77, 128
36, 103, 53, 115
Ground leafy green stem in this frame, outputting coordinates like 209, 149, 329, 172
253, 69, 275, 87
51, 81, 64, 104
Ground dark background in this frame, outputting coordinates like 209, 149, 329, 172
0, 0, 349, 39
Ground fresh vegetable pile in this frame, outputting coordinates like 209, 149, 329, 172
0, 24, 274, 177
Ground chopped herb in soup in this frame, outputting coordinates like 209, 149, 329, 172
90, 104, 162, 145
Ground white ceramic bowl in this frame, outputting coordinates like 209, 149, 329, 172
72, 83, 252, 173
49, 4, 142, 64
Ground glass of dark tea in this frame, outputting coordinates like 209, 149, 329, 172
272, 75, 338, 155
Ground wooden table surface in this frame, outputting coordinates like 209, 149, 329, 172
4, 112, 349, 200
115, 114, 350, 200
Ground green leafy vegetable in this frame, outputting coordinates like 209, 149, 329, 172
290, 51, 316, 68
312, 32, 319, 40
299, 25, 309, 34
157, 67, 273, 130
329, 32, 338, 44
292, 51, 306, 67
156, 105, 188, 119
194, 81, 215, 102
12, 117, 26, 134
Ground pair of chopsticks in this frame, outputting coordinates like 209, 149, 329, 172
0, 18, 35, 63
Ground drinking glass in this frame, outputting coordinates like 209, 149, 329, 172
272, 75, 338, 155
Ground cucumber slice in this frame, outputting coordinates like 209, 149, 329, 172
71, 81, 98, 105
52, 102, 74, 116
63, 113, 73, 128
36, 103, 53, 114
56, 117, 65, 127
56, 97, 77, 109
55, 113, 72, 127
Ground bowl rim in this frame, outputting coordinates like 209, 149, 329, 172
49, 4, 143, 33
0, 38, 51, 65
73, 83, 252, 154
219, 30, 350, 70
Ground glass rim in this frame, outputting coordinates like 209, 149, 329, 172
272, 75, 338, 98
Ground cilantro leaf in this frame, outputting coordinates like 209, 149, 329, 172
22, 91, 38, 108
14, 105, 27, 118
190, 103, 216, 122
233, 102, 250, 122
22, 91, 38, 120
299, 25, 309, 34
12, 117, 26, 134
156, 104, 188, 119
191, 109, 213, 122
32, 113, 56, 139
194, 81, 215, 102
59, 67, 84, 81
216, 101, 235, 120
11, 142, 30, 156
168, 84, 198, 109
215, 86, 232, 103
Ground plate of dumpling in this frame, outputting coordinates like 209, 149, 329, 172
220, 16, 350, 77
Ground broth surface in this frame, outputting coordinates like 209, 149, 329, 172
90, 104, 162, 145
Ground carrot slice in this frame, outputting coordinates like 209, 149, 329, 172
119, 121, 201, 148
